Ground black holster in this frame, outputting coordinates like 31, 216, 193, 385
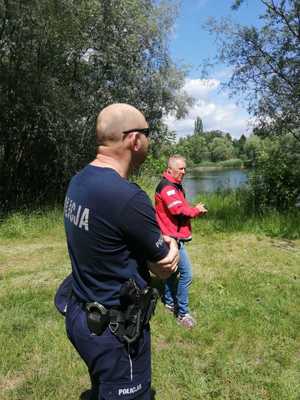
85, 280, 159, 344
115, 283, 159, 344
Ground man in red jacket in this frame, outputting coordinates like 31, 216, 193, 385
155, 155, 207, 328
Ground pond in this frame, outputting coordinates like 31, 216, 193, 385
183, 168, 249, 201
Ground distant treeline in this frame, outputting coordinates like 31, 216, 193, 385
172, 118, 251, 166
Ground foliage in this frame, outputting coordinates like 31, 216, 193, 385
138, 153, 168, 177
0, 0, 191, 210
175, 125, 237, 165
243, 134, 264, 166
246, 134, 300, 212
209, 136, 235, 162
218, 158, 243, 168
206, 0, 300, 140
233, 134, 247, 159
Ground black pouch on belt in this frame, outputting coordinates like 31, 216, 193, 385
86, 302, 110, 335
114, 279, 159, 344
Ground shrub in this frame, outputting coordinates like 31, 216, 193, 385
246, 135, 300, 213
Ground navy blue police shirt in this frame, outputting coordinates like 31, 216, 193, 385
64, 165, 169, 307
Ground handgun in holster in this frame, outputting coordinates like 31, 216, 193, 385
119, 280, 159, 344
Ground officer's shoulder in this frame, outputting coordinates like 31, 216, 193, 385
126, 181, 147, 197
122, 181, 150, 203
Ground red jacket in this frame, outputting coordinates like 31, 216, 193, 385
155, 172, 202, 240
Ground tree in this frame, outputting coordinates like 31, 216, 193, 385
247, 134, 300, 211
203, 130, 223, 142
209, 136, 235, 162
206, 0, 300, 140
238, 134, 246, 149
188, 134, 209, 164
0, 0, 192, 209
175, 129, 236, 164
244, 135, 264, 166
233, 134, 247, 158
194, 116, 203, 135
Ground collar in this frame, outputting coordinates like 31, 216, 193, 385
163, 171, 182, 185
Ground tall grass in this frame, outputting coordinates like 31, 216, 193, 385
0, 207, 64, 241
1, 186, 299, 241
218, 158, 244, 168
193, 189, 300, 239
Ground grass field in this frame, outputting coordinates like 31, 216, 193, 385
0, 206, 300, 399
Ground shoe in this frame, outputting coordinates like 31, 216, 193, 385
80, 389, 98, 400
80, 390, 92, 400
177, 313, 196, 329
164, 304, 175, 314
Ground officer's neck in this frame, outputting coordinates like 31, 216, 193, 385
91, 154, 129, 178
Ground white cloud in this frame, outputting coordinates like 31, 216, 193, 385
165, 78, 254, 139
183, 78, 220, 99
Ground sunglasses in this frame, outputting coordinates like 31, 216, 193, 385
122, 128, 150, 138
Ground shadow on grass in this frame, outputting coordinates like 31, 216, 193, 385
151, 276, 164, 298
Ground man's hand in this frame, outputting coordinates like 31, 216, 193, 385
148, 236, 179, 279
195, 202, 207, 214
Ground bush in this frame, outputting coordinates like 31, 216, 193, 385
246, 135, 300, 213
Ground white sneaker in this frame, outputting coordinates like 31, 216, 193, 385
164, 304, 175, 314
176, 313, 197, 329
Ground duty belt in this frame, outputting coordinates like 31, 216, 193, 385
85, 282, 159, 344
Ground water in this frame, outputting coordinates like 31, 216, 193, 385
183, 168, 249, 201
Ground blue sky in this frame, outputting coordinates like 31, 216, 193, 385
165, 0, 265, 139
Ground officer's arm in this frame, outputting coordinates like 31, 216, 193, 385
120, 191, 178, 274
148, 236, 179, 279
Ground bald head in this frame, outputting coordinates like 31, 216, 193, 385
96, 103, 148, 145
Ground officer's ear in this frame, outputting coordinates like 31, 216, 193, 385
123, 131, 138, 150
130, 132, 142, 152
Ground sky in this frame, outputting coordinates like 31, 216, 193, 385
165, 0, 265, 139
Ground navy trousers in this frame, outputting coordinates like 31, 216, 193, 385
65, 295, 151, 400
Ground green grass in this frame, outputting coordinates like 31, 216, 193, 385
0, 207, 64, 241
193, 190, 300, 240
0, 196, 300, 399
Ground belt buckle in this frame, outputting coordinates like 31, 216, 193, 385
86, 301, 108, 316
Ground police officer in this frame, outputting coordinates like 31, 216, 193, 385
63, 104, 179, 400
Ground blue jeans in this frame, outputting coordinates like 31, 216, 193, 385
164, 242, 192, 317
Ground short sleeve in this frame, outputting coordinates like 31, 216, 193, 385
120, 190, 169, 262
